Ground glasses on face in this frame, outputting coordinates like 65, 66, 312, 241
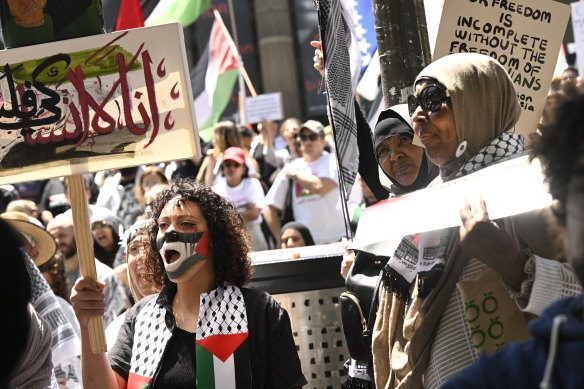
408, 84, 450, 117
376, 136, 413, 159
91, 221, 109, 231
298, 133, 320, 142
223, 161, 242, 168
127, 242, 149, 256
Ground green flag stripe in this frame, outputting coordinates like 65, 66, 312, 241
210, 69, 238, 123
145, 0, 211, 27
196, 343, 215, 388
198, 68, 238, 142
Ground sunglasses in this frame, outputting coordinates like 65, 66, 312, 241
407, 84, 450, 117
298, 133, 320, 142
223, 161, 242, 168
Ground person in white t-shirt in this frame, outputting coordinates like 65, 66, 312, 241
212, 147, 268, 251
264, 120, 345, 246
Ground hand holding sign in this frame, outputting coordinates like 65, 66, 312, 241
459, 196, 527, 290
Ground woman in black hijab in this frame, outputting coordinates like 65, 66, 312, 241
356, 102, 439, 198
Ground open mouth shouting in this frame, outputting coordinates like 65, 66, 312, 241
157, 231, 210, 279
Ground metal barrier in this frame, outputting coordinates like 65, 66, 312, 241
250, 243, 349, 388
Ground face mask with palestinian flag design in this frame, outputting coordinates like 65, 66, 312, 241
157, 230, 210, 280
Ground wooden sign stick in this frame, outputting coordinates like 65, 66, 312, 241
66, 174, 107, 353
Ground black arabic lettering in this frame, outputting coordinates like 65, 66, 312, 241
0, 54, 71, 130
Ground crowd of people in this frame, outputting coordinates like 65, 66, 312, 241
3, 39, 584, 389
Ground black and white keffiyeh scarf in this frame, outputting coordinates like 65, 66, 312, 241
24, 252, 81, 384
382, 133, 524, 300
317, 0, 359, 236
455, 133, 524, 178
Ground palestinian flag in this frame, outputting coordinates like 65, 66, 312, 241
145, 0, 211, 27
191, 18, 239, 142
196, 333, 249, 388
195, 285, 251, 388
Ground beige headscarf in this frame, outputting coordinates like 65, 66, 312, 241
415, 53, 521, 178
373, 54, 523, 388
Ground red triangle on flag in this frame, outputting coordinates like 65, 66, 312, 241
127, 372, 152, 389
210, 19, 239, 74
196, 332, 248, 362
116, 0, 145, 31
196, 231, 211, 257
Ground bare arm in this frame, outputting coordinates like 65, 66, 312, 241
80, 326, 126, 389
204, 152, 218, 188
241, 203, 261, 222
287, 164, 338, 195
263, 205, 282, 247
72, 278, 125, 389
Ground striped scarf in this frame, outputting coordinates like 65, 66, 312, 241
317, 0, 359, 237
127, 284, 250, 389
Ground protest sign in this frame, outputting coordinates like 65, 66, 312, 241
244, 92, 283, 123
0, 23, 199, 185
0, 22, 198, 352
433, 0, 570, 138
572, 1, 584, 78
352, 155, 552, 255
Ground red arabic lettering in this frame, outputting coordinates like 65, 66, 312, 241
170, 82, 180, 100
157, 58, 166, 78
164, 112, 174, 130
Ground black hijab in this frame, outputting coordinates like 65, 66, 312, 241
373, 107, 439, 196
281, 222, 316, 247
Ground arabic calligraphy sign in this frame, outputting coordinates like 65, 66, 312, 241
0, 22, 199, 185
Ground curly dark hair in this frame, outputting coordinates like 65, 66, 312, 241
533, 93, 584, 223
145, 178, 253, 288
38, 252, 71, 302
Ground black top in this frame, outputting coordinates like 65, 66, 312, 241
109, 284, 307, 388
156, 327, 197, 388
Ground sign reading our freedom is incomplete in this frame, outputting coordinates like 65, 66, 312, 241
433, 0, 570, 137
0, 23, 199, 185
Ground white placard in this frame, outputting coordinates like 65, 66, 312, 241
244, 92, 283, 123
572, 1, 584, 77
433, 0, 571, 137
353, 155, 553, 255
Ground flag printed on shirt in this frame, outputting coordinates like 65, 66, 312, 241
196, 285, 249, 388
126, 283, 249, 389
191, 18, 239, 142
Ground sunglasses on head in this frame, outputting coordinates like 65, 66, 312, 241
223, 161, 242, 168
298, 133, 320, 142
407, 84, 450, 117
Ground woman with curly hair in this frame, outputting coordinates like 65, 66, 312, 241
72, 179, 306, 389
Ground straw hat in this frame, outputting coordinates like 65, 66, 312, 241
0, 211, 57, 267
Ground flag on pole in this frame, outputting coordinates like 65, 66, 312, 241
115, 0, 145, 31
345, 0, 377, 76
145, 0, 211, 27
191, 19, 239, 142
